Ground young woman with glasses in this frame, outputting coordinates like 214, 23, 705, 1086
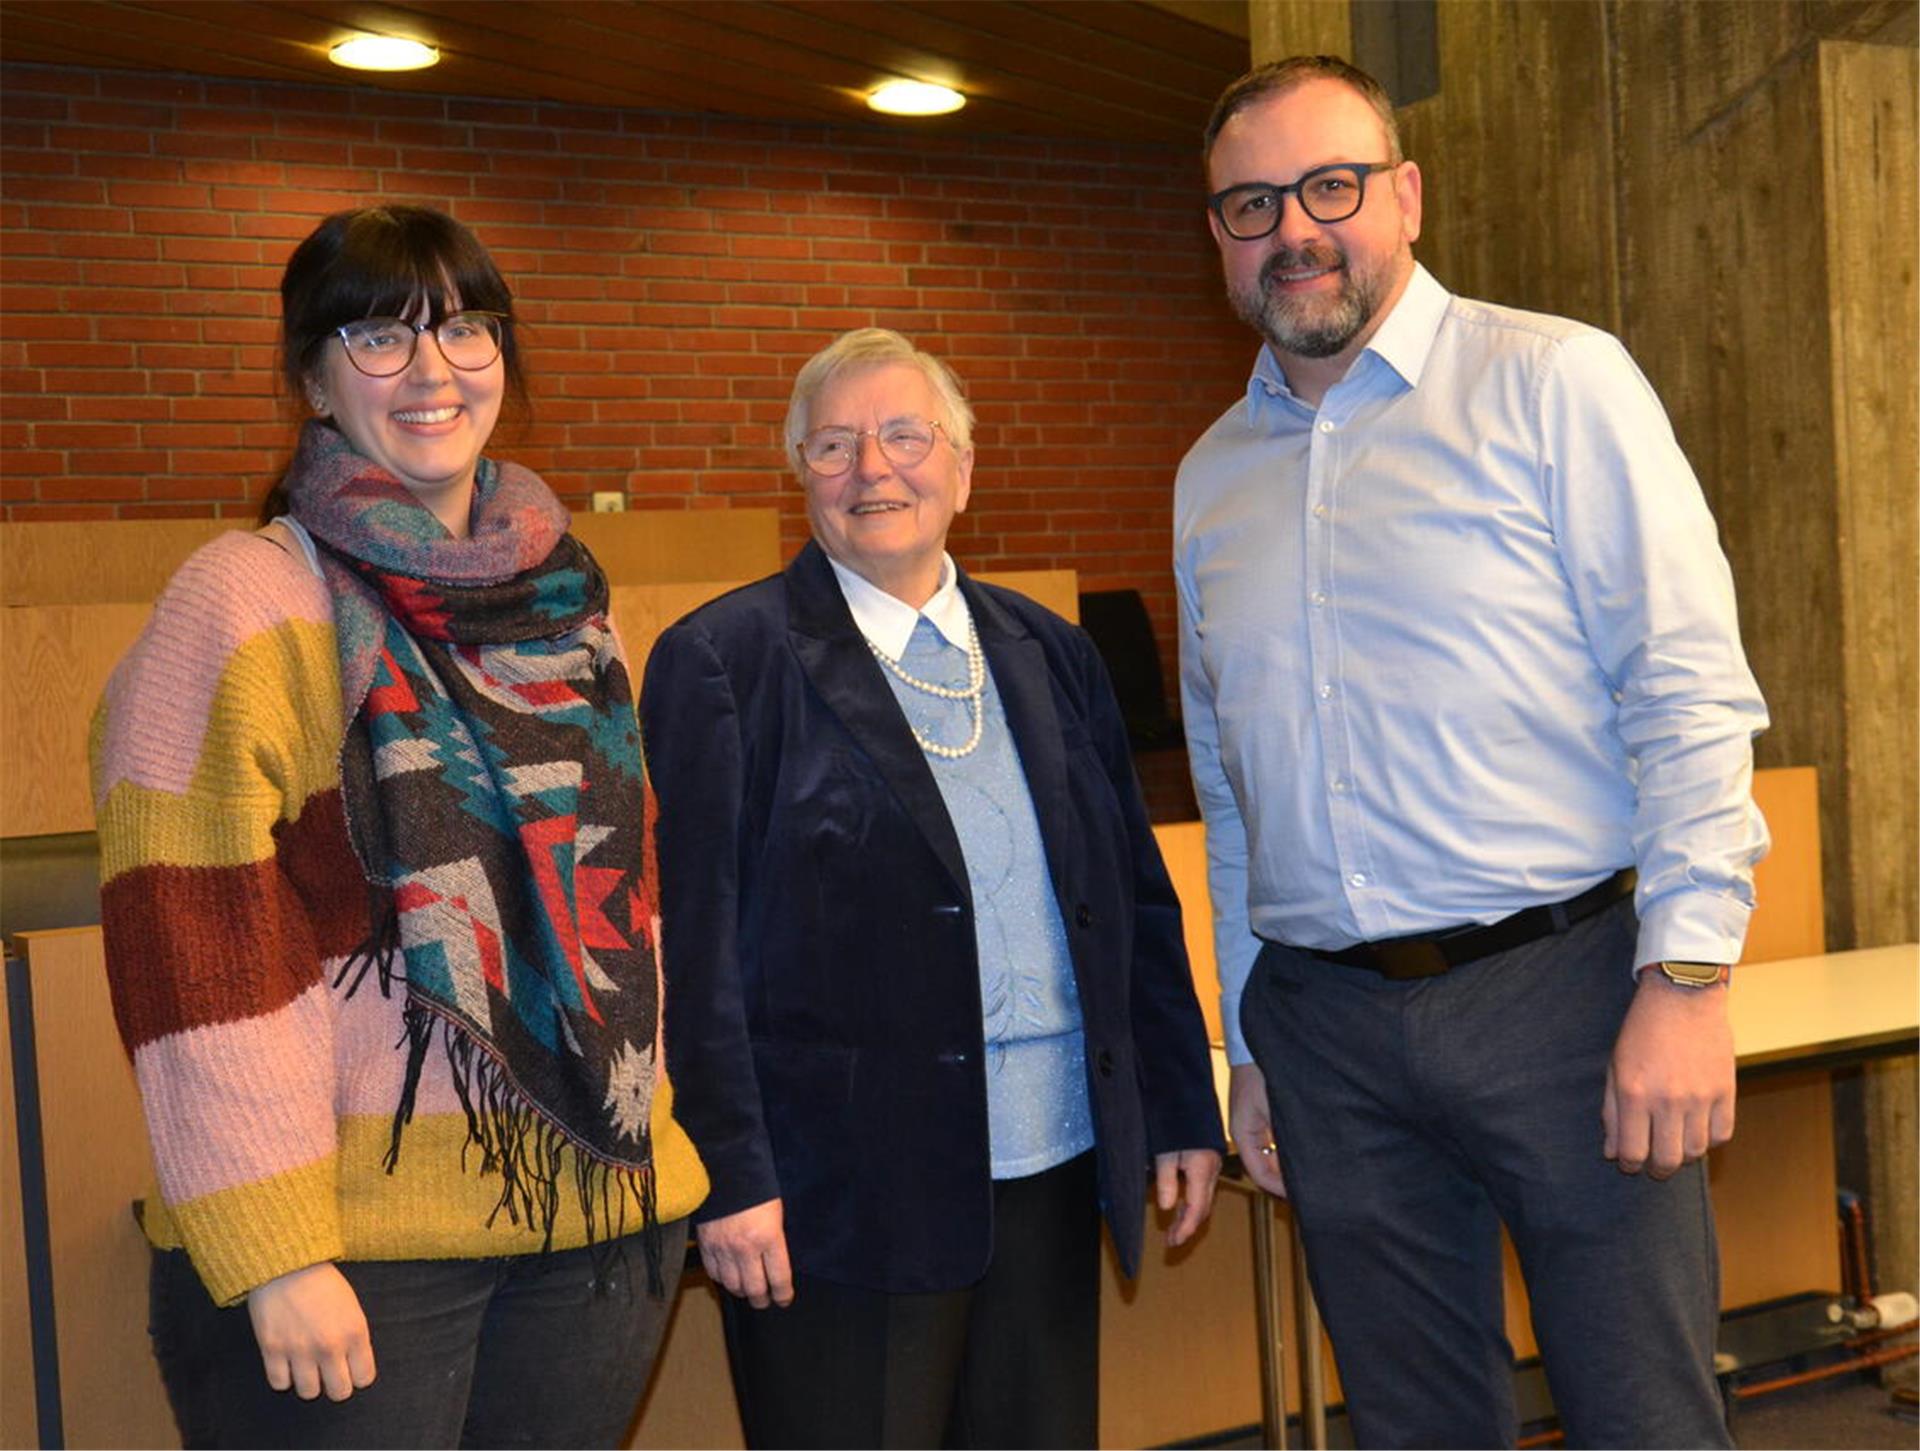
91, 206, 709, 1448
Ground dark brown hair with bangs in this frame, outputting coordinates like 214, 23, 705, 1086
261, 206, 528, 522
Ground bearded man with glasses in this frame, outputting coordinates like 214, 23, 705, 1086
1176, 55, 1768, 1448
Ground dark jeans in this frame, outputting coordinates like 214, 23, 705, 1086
149, 1220, 688, 1450
1242, 898, 1731, 1450
720, 1151, 1100, 1450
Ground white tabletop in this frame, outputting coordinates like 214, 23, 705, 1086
1729, 942, 1919, 1071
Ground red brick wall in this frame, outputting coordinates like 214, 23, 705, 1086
1, 63, 1254, 677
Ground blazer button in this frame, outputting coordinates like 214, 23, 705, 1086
1074, 903, 1093, 928
1095, 1048, 1114, 1077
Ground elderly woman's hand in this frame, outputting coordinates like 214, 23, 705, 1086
696, 1198, 796, 1308
1155, 1148, 1224, 1248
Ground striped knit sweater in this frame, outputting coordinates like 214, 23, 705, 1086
91, 529, 709, 1307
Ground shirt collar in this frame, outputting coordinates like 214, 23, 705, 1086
1362, 260, 1449, 388
826, 552, 972, 661
1243, 260, 1452, 418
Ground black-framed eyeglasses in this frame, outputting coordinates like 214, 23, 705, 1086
1208, 162, 1397, 240
333, 311, 508, 377
799, 417, 950, 477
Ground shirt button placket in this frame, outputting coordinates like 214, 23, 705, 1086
1309, 410, 1370, 933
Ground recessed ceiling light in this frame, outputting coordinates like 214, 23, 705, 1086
867, 79, 965, 116
329, 35, 439, 72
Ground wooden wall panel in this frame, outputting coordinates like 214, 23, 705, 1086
1821, 39, 1919, 952
1249, 0, 1350, 64
1394, 0, 1618, 330
1100, 1187, 1266, 1446
626, 1273, 744, 1450
0, 511, 782, 841
15, 928, 178, 1450
1822, 36, 1920, 1305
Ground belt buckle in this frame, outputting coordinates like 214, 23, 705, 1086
1371, 939, 1453, 980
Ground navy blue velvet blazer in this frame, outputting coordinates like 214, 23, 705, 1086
640, 541, 1223, 1293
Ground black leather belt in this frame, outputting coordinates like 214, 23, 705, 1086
1275, 868, 1636, 981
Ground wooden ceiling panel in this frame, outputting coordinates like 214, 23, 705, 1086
0, 0, 1249, 142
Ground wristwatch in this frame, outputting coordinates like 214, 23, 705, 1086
1651, 960, 1731, 988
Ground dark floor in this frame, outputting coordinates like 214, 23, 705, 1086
1193, 1362, 1918, 1450
1731, 1365, 1918, 1450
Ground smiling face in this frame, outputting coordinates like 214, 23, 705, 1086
800, 361, 974, 608
1207, 77, 1422, 396
309, 298, 504, 537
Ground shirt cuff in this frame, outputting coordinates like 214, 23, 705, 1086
1633, 887, 1752, 974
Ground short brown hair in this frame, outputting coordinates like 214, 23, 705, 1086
1202, 56, 1403, 166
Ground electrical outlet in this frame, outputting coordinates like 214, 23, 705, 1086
591, 491, 626, 513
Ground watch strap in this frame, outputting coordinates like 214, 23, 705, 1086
1652, 960, 1731, 988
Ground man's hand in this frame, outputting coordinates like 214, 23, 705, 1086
1154, 1147, 1224, 1247
1603, 973, 1736, 1178
1228, 1061, 1288, 1197
246, 1262, 375, 1402
696, 1198, 795, 1308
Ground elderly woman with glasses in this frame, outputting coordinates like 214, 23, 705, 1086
91, 206, 708, 1448
641, 328, 1224, 1449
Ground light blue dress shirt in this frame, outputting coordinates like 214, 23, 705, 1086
1175, 264, 1770, 1064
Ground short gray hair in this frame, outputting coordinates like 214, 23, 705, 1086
783, 328, 976, 479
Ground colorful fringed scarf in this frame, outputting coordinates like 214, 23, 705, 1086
284, 419, 658, 1255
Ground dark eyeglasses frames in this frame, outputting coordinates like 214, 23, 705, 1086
1208, 162, 1397, 240
333, 311, 508, 377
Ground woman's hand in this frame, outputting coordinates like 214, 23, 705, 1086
697, 1198, 795, 1308
245, 1262, 376, 1401
1155, 1147, 1224, 1247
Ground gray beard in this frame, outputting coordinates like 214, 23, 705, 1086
1231, 250, 1381, 360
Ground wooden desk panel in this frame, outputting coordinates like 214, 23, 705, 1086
1, 604, 152, 839
571, 509, 779, 587
972, 568, 1080, 623
1, 519, 229, 607
0, 510, 782, 609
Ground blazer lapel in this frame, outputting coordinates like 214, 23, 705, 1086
962, 574, 1074, 909
786, 543, 970, 897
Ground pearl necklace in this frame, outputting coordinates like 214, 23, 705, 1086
869, 620, 986, 759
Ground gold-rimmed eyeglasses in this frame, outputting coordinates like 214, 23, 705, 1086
799, 417, 950, 477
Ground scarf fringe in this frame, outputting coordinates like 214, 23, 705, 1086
332, 891, 401, 1000
379, 997, 663, 1294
